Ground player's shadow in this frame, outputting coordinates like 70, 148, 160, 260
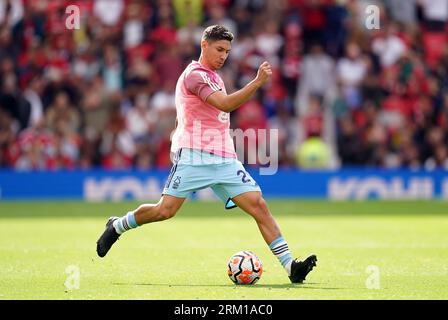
112, 282, 345, 290
257, 283, 346, 290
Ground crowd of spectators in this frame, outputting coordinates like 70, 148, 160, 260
0, 0, 447, 171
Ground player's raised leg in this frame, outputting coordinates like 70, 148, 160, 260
231, 191, 317, 283
96, 195, 185, 257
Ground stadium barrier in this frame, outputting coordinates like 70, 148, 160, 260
0, 169, 447, 201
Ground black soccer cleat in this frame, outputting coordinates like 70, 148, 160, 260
289, 254, 317, 284
96, 217, 120, 258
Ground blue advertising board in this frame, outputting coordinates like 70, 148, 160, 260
0, 169, 447, 200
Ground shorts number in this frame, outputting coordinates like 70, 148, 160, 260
237, 170, 251, 183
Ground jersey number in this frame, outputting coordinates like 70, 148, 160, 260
237, 170, 251, 183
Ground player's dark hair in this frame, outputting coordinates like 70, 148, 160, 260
202, 25, 234, 43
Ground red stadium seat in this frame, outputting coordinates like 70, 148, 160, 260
422, 31, 447, 69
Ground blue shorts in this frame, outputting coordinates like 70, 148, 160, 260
162, 148, 261, 209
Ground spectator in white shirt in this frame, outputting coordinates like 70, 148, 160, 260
295, 43, 336, 116
419, 0, 448, 25
372, 23, 406, 68
336, 42, 367, 109
93, 0, 124, 27
126, 93, 156, 141
0, 0, 23, 27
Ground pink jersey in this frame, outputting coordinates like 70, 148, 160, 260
171, 60, 236, 158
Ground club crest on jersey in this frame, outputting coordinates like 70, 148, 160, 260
173, 176, 181, 189
218, 111, 229, 123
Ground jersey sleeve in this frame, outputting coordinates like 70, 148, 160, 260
185, 69, 222, 102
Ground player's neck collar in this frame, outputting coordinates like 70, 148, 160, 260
194, 60, 216, 72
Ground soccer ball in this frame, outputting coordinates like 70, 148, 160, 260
227, 251, 263, 285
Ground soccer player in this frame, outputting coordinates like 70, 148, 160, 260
96, 25, 317, 283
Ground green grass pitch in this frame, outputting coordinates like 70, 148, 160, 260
0, 200, 447, 300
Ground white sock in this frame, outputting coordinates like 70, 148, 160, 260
113, 211, 139, 234
269, 236, 293, 276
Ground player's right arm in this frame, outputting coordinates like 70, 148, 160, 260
206, 61, 272, 113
